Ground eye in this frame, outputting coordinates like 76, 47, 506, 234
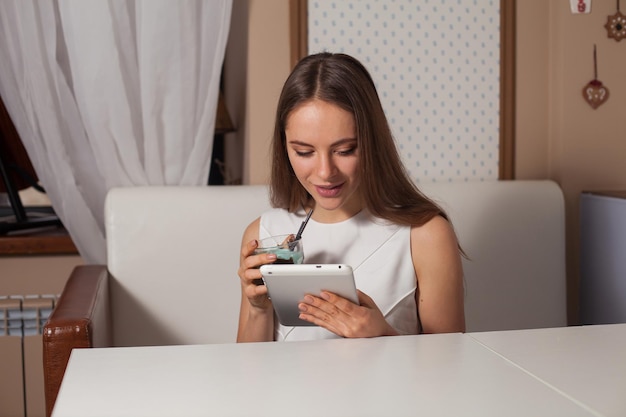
294, 150, 313, 157
336, 147, 357, 156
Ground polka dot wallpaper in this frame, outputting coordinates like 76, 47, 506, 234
308, 0, 500, 182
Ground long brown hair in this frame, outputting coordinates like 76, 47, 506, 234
270, 52, 448, 228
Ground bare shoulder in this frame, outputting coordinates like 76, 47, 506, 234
241, 217, 261, 245
410, 215, 459, 249
409, 215, 462, 277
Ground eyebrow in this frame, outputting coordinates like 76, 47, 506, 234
287, 138, 357, 147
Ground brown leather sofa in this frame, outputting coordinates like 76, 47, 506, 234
43, 266, 112, 417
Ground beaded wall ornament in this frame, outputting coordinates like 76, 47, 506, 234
605, 0, 626, 41
582, 45, 609, 109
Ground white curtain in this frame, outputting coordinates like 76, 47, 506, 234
0, 0, 232, 264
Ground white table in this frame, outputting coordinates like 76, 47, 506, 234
469, 323, 626, 417
51, 325, 626, 417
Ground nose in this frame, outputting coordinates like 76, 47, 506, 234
316, 153, 337, 180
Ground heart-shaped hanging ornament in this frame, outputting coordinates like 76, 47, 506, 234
582, 45, 609, 109
583, 80, 609, 109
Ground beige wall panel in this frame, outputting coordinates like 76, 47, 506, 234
0, 337, 25, 417
245, 0, 291, 184
0, 255, 82, 295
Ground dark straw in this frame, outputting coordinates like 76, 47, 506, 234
295, 208, 314, 241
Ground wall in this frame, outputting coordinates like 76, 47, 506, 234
5, 0, 624, 327
0, 256, 81, 295
516, 0, 626, 324
515, 0, 551, 179
224, 0, 292, 186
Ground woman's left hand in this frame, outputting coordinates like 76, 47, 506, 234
297, 290, 398, 338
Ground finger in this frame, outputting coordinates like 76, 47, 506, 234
241, 239, 258, 259
250, 282, 269, 297
319, 291, 359, 313
241, 267, 260, 283
238, 258, 261, 283
280, 234, 295, 245
298, 309, 343, 335
240, 268, 269, 298
300, 294, 346, 322
356, 290, 375, 308
240, 239, 258, 270
242, 251, 277, 271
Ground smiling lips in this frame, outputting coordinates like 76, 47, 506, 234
315, 183, 344, 198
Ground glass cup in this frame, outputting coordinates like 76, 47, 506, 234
254, 234, 304, 265
252, 234, 304, 286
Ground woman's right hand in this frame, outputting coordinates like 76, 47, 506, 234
238, 238, 276, 310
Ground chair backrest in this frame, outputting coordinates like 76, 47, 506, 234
105, 185, 271, 346
418, 180, 567, 331
104, 180, 566, 346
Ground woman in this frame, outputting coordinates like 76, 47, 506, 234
237, 52, 465, 342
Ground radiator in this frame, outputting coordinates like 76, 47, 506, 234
0, 294, 58, 417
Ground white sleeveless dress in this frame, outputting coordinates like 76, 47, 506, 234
260, 208, 420, 341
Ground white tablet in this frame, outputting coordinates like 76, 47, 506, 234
259, 264, 358, 327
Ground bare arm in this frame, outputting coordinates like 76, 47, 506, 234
411, 215, 466, 334
236, 218, 275, 342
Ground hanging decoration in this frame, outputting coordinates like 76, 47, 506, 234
582, 45, 609, 109
605, 0, 626, 41
570, 0, 591, 14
